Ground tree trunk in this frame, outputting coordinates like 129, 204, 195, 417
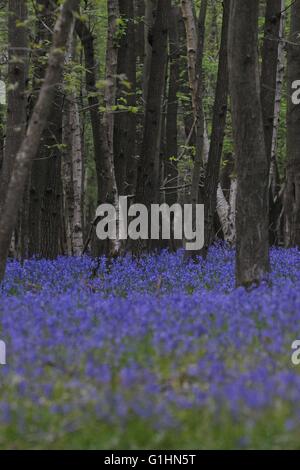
136, 0, 170, 211
75, 18, 105, 206
261, 0, 284, 245
70, 97, 84, 255
270, 0, 285, 199
0, 0, 28, 212
103, 0, 119, 165
261, 0, 283, 165
114, 0, 137, 196
76, 9, 121, 256
143, 0, 157, 103
203, 0, 230, 253
62, 26, 84, 255
228, 0, 270, 287
0, 0, 79, 282
165, 6, 180, 207
134, 0, 145, 62
284, 0, 300, 247
181, 0, 208, 198
28, 0, 63, 259
192, 0, 207, 202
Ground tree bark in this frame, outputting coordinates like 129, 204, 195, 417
165, 6, 181, 207
76, 10, 121, 256
284, 0, 300, 247
28, 0, 63, 259
0, 0, 79, 281
228, 0, 270, 287
143, 0, 157, 103
75, 18, 105, 205
203, 0, 230, 253
103, 0, 119, 165
136, 0, 170, 209
62, 26, 84, 255
192, 0, 207, 198
261, 0, 285, 245
114, 0, 137, 196
0, 0, 28, 212
261, 0, 283, 166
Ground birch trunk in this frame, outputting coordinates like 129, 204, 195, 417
270, 0, 286, 198
70, 98, 84, 255
62, 27, 84, 255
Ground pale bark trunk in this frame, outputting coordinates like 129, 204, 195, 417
181, 0, 207, 204
70, 99, 84, 255
62, 26, 84, 256
270, 0, 286, 197
102, 0, 121, 255
181, 0, 198, 120
216, 181, 236, 245
62, 96, 74, 255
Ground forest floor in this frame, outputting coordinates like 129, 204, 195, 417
0, 245, 300, 449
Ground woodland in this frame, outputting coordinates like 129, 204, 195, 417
0, 0, 299, 451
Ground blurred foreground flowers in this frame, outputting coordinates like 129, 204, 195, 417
0, 246, 300, 449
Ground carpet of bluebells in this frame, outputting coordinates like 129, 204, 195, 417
0, 245, 300, 449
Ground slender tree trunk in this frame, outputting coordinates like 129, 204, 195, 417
0, 0, 79, 282
27, 0, 50, 257
284, 0, 300, 247
181, 0, 207, 258
134, 0, 145, 62
0, 101, 4, 174
203, 0, 230, 253
28, 0, 63, 259
75, 19, 105, 206
114, 0, 137, 196
101, 0, 122, 256
103, 0, 119, 165
181, 0, 198, 121
62, 26, 84, 255
261, 0, 283, 165
261, 0, 284, 245
0, 0, 28, 212
228, 0, 270, 287
70, 97, 84, 255
191, 0, 207, 203
165, 6, 180, 207
143, 0, 157, 103
62, 93, 74, 255
209, 0, 219, 49
76, 11, 121, 256
136, 0, 170, 211
39, 94, 63, 259
270, 0, 285, 199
